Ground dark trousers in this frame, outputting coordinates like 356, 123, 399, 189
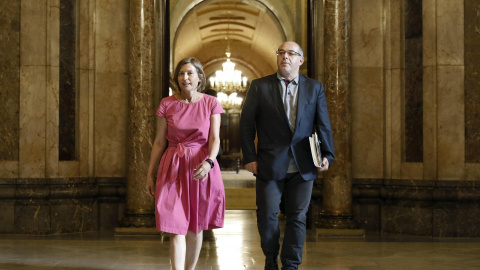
256, 172, 314, 269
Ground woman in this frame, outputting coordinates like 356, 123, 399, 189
145, 57, 225, 270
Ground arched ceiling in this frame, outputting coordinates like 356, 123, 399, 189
172, 0, 287, 83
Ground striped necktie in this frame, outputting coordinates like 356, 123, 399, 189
283, 79, 295, 131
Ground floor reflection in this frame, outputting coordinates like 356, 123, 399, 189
212, 210, 258, 270
214, 218, 247, 268
1, 210, 480, 269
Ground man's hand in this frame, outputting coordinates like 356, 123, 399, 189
318, 158, 329, 172
245, 161, 258, 175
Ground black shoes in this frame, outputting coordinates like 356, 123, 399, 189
265, 257, 279, 270
265, 257, 298, 270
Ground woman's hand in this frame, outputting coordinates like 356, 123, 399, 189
193, 161, 210, 182
144, 116, 167, 198
145, 176, 155, 197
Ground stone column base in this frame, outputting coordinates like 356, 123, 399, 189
115, 227, 165, 236
318, 212, 358, 229
120, 213, 156, 228
317, 228, 365, 237
114, 228, 216, 241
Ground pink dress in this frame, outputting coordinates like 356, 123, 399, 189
155, 94, 225, 235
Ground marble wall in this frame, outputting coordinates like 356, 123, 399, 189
19, 0, 48, 179
59, 0, 77, 161
404, 0, 423, 163
94, 0, 129, 177
0, 0, 129, 179
465, 0, 480, 163
0, 0, 129, 234
351, 0, 479, 181
1, 0, 480, 235
350, 0, 384, 179
312, 178, 480, 237
348, 0, 480, 236
0, 0, 20, 162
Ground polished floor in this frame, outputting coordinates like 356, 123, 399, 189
1, 210, 480, 269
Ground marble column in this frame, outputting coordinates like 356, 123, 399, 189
122, 0, 156, 228
319, 0, 356, 229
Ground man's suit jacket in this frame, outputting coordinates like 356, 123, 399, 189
240, 73, 335, 181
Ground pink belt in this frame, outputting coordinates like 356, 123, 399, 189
165, 143, 206, 185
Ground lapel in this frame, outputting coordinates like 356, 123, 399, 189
293, 75, 309, 136
269, 75, 291, 128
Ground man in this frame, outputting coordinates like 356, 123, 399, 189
240, 41, 335, 270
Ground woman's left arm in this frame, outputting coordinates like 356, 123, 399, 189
193, 113, 221, 181
207, 113, 222, 159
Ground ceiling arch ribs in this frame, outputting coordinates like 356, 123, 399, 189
171, 0, 292, 79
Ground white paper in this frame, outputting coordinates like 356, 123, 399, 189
309, 132, 322, 167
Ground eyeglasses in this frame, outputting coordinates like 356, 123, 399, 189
276, 50, 302, 57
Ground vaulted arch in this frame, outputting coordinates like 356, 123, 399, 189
170, 0, 294, 79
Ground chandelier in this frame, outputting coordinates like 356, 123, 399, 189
217, 92, 243, 110
209, 47, 248, 95
209, 46, 248, 110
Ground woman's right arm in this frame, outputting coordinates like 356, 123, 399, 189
145, 116, 168, 197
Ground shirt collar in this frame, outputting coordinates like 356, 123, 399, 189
276, 72, 299, 85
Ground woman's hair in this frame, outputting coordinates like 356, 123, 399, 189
173, 57, 206, 92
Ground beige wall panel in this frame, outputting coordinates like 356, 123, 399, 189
422, 0, 437, 180
0, 162, 19, 178
47, 0, 59, 67
95, 0, 128, 74
88, 68, 95, 176
46, 66, 59, 178
400, 163, 423, 180
435, 0, 464, 180
77, 69, 91, 177
386, 0, 403, 179
94, 72, 127, 177
20, 0, 47, 66
58, 161, 80, 177
351, 0, 383, 68
384, 69, 392, 178
437, 66, 464, 180
436, 0, 464, 66
78, 0, 94, 70
46, 0, 60, 178
383, 0, 393, 179
19, 66, 46, 178
94, 0, 128, 177
389, 68, 402, 179
465, 164, 480, 181
423, 0, 436, 67
75, 0, 97, 177
423, 66, 437, 180
383, 0, 392, 70
389, 0, 402, 70
351, 67, 384, 179
350, 0, 384, 179
19, 0, 47, 177
77, 0, 96, 177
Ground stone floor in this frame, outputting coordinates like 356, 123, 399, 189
2, 210, 480, 269
223, 170, 256, 210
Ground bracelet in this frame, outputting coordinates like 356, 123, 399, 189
205, 158, 214, 169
